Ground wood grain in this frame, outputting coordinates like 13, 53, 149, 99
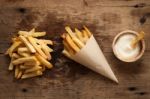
0, 0, 150, 99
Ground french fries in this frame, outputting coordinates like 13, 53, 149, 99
35, 39, 52, 60
6, 26, 92, 79
65, 34, 80, 52
62, 26, 92, 57
65, 26, 84, 48
27, 36, 47, 59
6, 28, 53, 79
63, 40, 75, 55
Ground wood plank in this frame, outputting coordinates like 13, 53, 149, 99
0, 0, 150, 8
0, 0, 150, 99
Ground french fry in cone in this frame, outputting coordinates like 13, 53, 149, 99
62, 26, 118, 83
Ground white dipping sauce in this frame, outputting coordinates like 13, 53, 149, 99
114, 34, 140, 60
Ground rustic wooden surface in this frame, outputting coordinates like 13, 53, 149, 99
0, 0, 150, 99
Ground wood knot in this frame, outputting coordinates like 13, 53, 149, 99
17, 8, 26, 13
135, 92, 147, 96
140, 13, 150, 25
83, 0, 88, 6
21, 88, 28, 93
128, 87, 137, 91
134, 3, 146, 8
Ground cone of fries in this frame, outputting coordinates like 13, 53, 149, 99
62, 26, 118, 83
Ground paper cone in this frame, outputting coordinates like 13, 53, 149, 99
70, 35, 118, 83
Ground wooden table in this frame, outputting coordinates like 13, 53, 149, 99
0, 0, 150, 99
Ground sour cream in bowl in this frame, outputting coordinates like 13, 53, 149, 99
112, 30, 145, 62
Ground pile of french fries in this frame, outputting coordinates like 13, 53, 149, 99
62, 26, 92, 58
6, 29, 53, 79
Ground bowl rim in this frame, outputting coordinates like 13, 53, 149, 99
112, 30, 145, 62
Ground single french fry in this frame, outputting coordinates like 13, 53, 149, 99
24, 61, 37, 66
15, 66, 19, 78
27, 36, 47, 59
22, 53, 30, 57
5, 49, 9, 55
35, 53, 53, 69
61, 33, 66, 39
18, 31, 29, 36
39, 39, 53, 45
32, 32, 46, 37
8, 62, 14, 71
12, 53, 20, 59
82, 30, 89, 43
85, 30, 91, 39
65, 26, 75, 38
8, 58, 14, 71
12, 37, 20, 42
83, 26, 92, 37
18, 52, 30, 57
18, 47, 29, 52
62, 49, 71, 58
63, 40, 75, 55
19, 36, 36, 53
12, 56, 37, 65
17, 70, 22, 79
24, 66, 42, 73
21, 70, 42, 79
45, 45, 53, 52
6, 41, 22, 56
65, 34, 80, 52
131, 31, 145, 48
17, 47, 30, 57
18, 30, 46, 37
20, 65, 32, 69
82, 30, 89, 39
29, 28, 35, 34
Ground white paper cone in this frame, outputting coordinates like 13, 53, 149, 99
70, 35, 118, 83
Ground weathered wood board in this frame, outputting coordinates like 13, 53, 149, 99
0, 0, 150, 99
